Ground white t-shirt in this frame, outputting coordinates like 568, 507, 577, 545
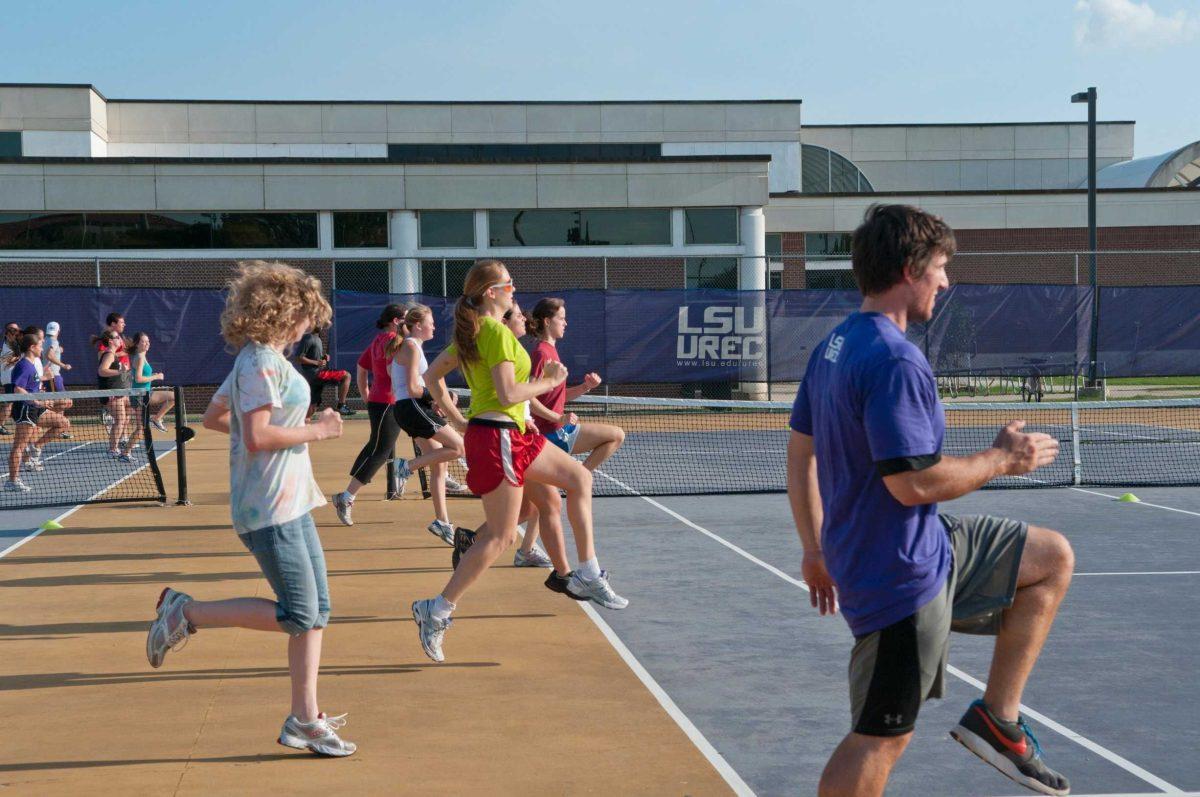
388, 338, 427, 401
0, 342, 15, 385
214, 343, 326, 535
43, 334, 62, 377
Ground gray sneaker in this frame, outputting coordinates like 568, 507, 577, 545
146, 587, 193, 668
151, 418, 168, 433
514, 545, 554, 568
4, 478, 31, 493
411, 598, 452, 663
279, 712, 357, 757
567, 570, 629, 610
332, 492, 354, 526
427, 519, 455, 546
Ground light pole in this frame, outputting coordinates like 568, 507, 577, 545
1071, 86, 1099, 386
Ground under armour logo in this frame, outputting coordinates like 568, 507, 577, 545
883, 714, 903, 726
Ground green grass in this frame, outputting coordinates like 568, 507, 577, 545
1107, 376, 1200, 387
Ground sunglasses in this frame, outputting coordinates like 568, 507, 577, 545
488, 281, 515, 294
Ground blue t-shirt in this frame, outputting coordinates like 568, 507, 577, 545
790, 312, 949, 637
10, 358, 41, 394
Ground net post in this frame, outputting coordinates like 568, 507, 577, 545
1070, 402, 1082, 486
174, 385, 191, 505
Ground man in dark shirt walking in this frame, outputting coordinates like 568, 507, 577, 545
296, 326, 356, 419
788, 205, 1073, 796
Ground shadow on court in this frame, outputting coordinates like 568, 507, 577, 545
0, 753, 301, 772
0, 662, 502, 691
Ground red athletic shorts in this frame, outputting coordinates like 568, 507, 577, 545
316, 369, 348, 382
464, 419, 545, 496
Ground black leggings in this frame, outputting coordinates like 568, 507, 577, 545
349, 401, 402, 485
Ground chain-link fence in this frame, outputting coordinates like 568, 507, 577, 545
3, 251, 1198, 405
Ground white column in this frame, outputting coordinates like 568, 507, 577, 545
317, 211, 334, 253
390, 210, 420, 293
738, 206, 768, 399
473, 210, 488, 252
739, 206, 766, 290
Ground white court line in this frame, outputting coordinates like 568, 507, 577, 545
513, 527, 756, 796
1, 440, 93, 480
593, 469, 1186, 796
1067, 487, 1200, 519
0, 445, 175, 560
1074, 571, 1200, 577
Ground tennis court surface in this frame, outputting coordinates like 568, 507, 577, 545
2, 404, 1198, 795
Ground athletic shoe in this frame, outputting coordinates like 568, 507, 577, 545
331, 491, 354, 526
567, 570, 629, 610
107, 450, 122, 460
411, 598, 452, 663
101, 410, 113, 434
119, 436, 129, 449
151, 418, 168, 433
59, 431, 72, 439
950, 699, 1070, 796
4, 479, 31, 493
544, 570, 589, 601
427, 519, 455, 546
514, 544, 554, 568
444, 476, 472, 496
279, 712, 357, 757
117, 452, 134, 463
451, 526, 477, 570
336, 404, 357, 417
24, 445, 44, 471
146, 587, 194, 668
386, 461, 406, 500
0, 424, 10, 435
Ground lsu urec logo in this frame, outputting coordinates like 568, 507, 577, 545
676, 306, 765, 364
823, 334, 845, 363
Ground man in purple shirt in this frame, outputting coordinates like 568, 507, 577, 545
788, 205, 1073, 796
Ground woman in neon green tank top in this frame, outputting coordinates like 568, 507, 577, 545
410, 260, 629, 663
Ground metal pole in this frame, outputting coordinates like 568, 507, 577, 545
1073, 86, 1100, 384
94, 257, 101, 287
173, 385, 191, 505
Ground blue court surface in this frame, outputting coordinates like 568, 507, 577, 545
1, 439, 176, 555
577, 481, 1200, 796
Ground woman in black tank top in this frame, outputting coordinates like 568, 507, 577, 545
95, 330, 134, 460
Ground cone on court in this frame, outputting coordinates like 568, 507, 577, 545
1117, 493, 1140, 503
39, 519, 63, 530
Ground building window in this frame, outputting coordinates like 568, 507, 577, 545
801, 145, 873, 194
769, 270, 783, 289
685, 257, 738, 289
389, 143, 661, 163
0, 132, 20, 157
333, 212, 388, 248
804, 232, 852, 257
0, 212, 319, 250
489, 208, 671, 247
684, 207, 738, 245
420, 258, 475, 296
419, 211, 475, 248
806, 269, 859, 290
766, 233, 783, 258
334, 260, 390, 293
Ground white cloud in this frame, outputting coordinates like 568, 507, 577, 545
1075, 0, 1199, 48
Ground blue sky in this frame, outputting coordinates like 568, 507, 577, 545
2, 0, 1195, 156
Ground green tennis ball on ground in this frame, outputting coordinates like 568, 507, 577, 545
40, 519, 63, 530
1117, 493, 1140, 503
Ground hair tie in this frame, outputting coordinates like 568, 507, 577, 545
464, 296, 477, 309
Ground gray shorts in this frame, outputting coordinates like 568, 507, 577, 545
848, 514, 1027, 736
239, 513, 331, 636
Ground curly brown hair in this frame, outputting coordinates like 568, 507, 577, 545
220, 260, 331, 349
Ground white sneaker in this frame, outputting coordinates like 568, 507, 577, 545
427, 519, 455, 546
513, 545, 554, 568
24, 447, 44, 471
4, 479, 31, 493
411, 598, 452, 662
567, 570, 629, 610
332, 492, 354, 526
146, 587, 193, 668
151, 418, 168, 433
279, 712, 357, 757
445, 476, 472, 496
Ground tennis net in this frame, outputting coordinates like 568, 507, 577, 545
0, 387, 170, 510
429, 393, 1200, 495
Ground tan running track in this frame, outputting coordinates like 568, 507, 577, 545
1, 424, 735, 795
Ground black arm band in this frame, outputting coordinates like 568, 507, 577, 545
875, 453, 941, 477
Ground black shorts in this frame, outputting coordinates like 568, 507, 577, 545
14, 402, 45, 426
392, 397, 445, 440
848, 514, 1027, 736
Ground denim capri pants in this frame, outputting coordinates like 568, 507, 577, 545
239, 513, 330, 635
